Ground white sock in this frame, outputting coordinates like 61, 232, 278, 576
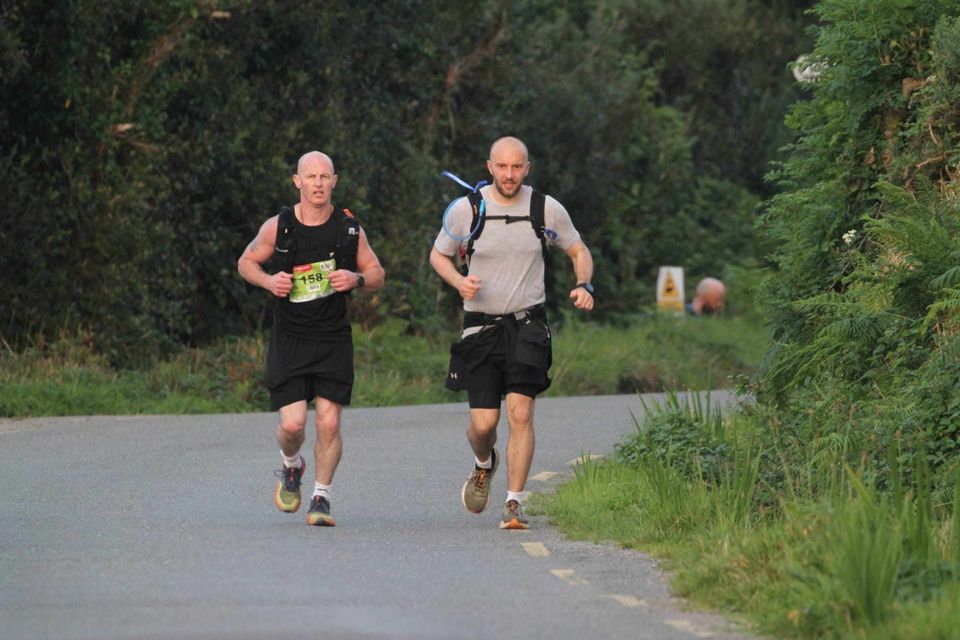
475, 453, 493, 469
281, 451, 302, 468
506, 491, 524, 504
313, 483, 332, 498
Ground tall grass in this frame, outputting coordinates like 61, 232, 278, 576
830, 473, 902, 626
545, 391, 960, 638
552, 393, 766, 549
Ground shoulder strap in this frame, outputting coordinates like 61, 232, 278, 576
335, 207, 361, 274
272, 206, 297, 274
530, 190, 548, 262
463, 192, 485, 273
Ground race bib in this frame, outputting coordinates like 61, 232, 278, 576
289, 258, 336, 303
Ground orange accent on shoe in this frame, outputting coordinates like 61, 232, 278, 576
306, 513, 336, 527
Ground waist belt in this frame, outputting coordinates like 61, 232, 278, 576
463, 304, 546, 330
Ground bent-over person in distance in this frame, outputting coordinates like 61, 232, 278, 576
238, 151, 385, 527
686, 277, 725, 315
429, 136, 594, 530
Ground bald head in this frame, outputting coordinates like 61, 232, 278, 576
297, 151, 335, 176
695, 277, 726, 313
489, 136, 529, 163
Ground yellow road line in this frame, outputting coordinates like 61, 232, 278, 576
606, 594, 649, 608
520, 542, 550, 557
550, 569, 588, 585
664, 619, 714, 637
530, 471, 562, 482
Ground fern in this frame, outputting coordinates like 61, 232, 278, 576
922, 290, 960, 333
931, 265, 960, 289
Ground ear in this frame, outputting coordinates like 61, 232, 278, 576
292, 174, 301, 189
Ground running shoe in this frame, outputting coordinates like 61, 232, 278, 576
274, 456, 305, 513
461, 448, 499, 514
499, 499, 530, 530
306, 495, 336, 527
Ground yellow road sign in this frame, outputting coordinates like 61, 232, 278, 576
656, 266, 685, 312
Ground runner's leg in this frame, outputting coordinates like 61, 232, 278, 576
313, 396, 343, 485
504, 392, 535, 493
277, 400, 308, 457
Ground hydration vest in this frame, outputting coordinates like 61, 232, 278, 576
271, 206, 360, 287
461, 189, 549, 272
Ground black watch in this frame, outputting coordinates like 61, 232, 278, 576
356, 273, 365, 289
576, 282, 594, 295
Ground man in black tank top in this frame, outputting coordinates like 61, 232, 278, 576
238, 151, 385, 527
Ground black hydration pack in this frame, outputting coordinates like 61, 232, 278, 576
461, 189, 549, 272
271, 206, 360, 288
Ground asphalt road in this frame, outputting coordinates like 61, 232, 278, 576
0, 393, 755, 639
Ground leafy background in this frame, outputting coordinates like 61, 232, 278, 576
0, 0, 814, 365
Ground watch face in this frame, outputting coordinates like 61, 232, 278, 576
580, 283, 594, 294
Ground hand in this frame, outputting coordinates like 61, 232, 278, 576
327, 269, 357, 293
569, 287, 594, 311
459, 275, 482, 301
270, 272, 293, 298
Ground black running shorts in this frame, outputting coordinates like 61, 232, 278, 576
266, 327, 354, 410
460, 326, 551, 409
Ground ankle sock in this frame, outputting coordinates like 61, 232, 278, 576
282, 451, 302, 468
475, 453, 493, 469
313, 483, 332, 499
506, 491, 524, 504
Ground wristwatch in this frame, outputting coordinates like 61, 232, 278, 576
356, 273, 365, 289
576, 282, 594, 295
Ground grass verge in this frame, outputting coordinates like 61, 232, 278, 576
541, 392, 960, 639
0, 313, 766, 418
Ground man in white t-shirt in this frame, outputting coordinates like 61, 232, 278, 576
429, 136, 595, 529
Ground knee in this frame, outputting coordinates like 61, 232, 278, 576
471, 421, 497, 438
507, 402, 533, 427
469, 410, 499, 437
277, 417, 306, 438
315, 411, 341, 440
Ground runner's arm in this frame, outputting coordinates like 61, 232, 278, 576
430, 247, 481, 301
565, 240, 594, 311
238, 216, 293, 298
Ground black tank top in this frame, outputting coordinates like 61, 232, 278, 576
274, 210, 351, 339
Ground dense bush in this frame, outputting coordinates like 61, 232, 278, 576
756, 0, 960, 490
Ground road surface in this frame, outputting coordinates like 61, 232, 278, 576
0, 393, 755, 639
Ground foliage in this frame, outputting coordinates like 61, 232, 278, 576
0, 0, 811, 365
615, 390, 731, 482
756, 0, 960, 484
547, 395, 960, 639
612, 0, 817, 196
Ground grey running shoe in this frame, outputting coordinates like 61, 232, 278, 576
274, 456, 305, 513
499, 499, 530, 530
461, 448, 499, 514
306, 495, 336, 527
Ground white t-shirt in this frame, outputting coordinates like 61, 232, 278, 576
434, 185, 581, 315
